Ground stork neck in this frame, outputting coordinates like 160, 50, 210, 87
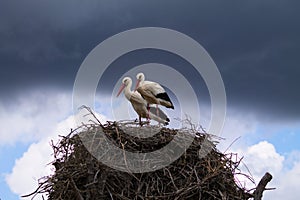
141, 75, 146, 83
124, 81, 133, 100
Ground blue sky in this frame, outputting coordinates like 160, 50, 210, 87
241, 125, 300, 155
0, 143, 29, 200
1, 0, 300, 199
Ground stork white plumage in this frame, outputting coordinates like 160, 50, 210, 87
116, 77, 169, 126
134, 72, 174, 117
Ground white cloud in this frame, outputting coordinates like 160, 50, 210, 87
5, 109, 109, 199
244, 141, 284, 175
217, 109, 258, 151
284, 151, 300, 169
231, 141, 300, 200
2, 90, 109, 199
234, 141, 284, 188
266, 161, 300, 200
213, 109, 300, 200
0, 89, 72, 145
5, 116, 73, 199
0, 89, 115, 146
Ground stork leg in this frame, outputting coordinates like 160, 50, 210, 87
147, 103, 150, 120
147, 103, 151, 125
139, 115, 143, 126
156, 104, 161, 126
156, 104, 159, 117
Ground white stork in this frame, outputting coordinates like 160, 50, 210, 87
134, 72, 174, 117
116, 77, 170, 126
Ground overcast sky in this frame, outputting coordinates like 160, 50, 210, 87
0, 0, 299, 122
1, 1, 300, 199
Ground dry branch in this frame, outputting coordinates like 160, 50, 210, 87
253, 172, 273, 200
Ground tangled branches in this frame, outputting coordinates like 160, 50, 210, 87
23, 119, 272, 200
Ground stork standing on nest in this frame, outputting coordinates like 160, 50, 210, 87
116, 77, 170, 126
135, 72, 174, 117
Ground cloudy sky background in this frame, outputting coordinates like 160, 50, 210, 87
0, 0, 300, 199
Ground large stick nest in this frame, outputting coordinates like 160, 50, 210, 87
25, 117, 260, 200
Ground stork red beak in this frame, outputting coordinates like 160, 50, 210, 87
116, 84, 125, 97
134, 80, 140, 91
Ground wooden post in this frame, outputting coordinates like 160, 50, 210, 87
253, 172, 273, 200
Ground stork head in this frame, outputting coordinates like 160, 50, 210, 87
136, 72, 145, 81
135, 72, 145, 91
122, 77, 132, 86
116, 77, 132, 97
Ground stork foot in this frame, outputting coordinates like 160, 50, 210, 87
146, 119, 151, 126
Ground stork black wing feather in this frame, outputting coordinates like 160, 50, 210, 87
155, 93, 174, 109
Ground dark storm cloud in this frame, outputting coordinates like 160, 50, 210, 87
0, 0, 299, 121
0, 0, 125, 94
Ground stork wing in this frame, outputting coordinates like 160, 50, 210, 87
130, 91, 147, 105
142, 81, 165, 95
